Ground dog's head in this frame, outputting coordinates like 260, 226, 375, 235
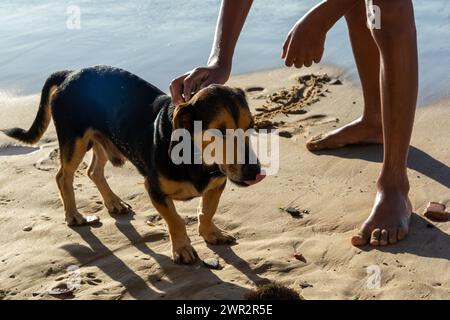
170, 85, 265, 187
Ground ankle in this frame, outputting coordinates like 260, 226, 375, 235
360, 114, 382, 130
377, 171, 410, 195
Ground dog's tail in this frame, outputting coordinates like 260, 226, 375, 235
1, 70, 72, 144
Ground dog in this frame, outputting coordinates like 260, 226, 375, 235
2, 65, 265, 264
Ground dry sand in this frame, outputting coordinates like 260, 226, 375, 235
0, 66, 449, 300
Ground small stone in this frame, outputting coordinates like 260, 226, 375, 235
203, 258, 221, 270
278, 131, 293, 138
294, 253, 307, 263
299, 281, 313, 289
85, 215, 100, 225
23, 226, 32, 232
48, 282, 75, 298
423, 202, 448, 222
285, 207, 302, 218
330, 79, 343, 85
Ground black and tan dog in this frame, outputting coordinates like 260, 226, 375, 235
2, 66, 265, 264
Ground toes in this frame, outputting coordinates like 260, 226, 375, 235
370, 228, 381, 246
173, 246, 198, 265
212, 234, 236, 245
388, 229, 398, 244
107, 202, 131, 215
200, 226, 236, 245
351, 231, 370, 246
379, 229, 389, 246
306, 134, 325, 151
66, 213, 86, 226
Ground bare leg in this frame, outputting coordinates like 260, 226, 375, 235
87, 143, 130, 215
198, 183, 235, 244
145, 179, 197, 264
56, 139, 88, 226
352, 0, 417, 246
307, 1, 383, 151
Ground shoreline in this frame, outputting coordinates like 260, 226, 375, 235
1, 61, 449, 108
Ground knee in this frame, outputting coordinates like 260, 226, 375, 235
56, 169, 64, 184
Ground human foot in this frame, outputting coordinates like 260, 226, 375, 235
306, 117, 382, 151
351, 183, 412, 246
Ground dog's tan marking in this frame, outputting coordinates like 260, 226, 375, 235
87, 142, 128, 215
145, 179, 197, 264
198, 182, 235, 244
57, 135, 90, 226
158, 174, 226, 201
158, 176, 200, 200
237, 108, 253, 130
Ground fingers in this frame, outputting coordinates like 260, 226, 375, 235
182, 74, 195, 103
170, 68, 208, 104
281, 32, 291, 59
169, 74, 187, 105
199, 78, 215, 90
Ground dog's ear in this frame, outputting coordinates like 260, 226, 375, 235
233, 87, 249, 109
172, 102, 193, 131
234, 87, 246, 99
169, 102, 193, 157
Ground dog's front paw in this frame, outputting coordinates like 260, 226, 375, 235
65, 210, 87, 226
105, 197, 132, 215
172, 236, 198, 264
199, 224, 236, 245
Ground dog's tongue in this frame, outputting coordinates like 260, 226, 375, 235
244, 173, 266, 186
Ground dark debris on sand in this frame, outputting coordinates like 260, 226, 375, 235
245, 282, 304, 300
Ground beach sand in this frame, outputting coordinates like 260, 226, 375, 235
0, 66, 449, 300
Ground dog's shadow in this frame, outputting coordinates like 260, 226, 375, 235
315, 144, 450, 260
62, 210, 266, 299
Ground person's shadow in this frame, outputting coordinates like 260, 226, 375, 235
62, 210, 267, 299
314, 144, 450, 260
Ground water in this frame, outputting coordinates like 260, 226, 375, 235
0, 0, 449, 105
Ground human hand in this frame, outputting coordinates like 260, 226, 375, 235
281, 7, 330, 68
169, 62, 231, 105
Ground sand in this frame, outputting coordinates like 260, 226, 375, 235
0, 66, 449, 300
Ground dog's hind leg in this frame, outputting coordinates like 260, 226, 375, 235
56, 138, 89, 226
198, 182, 236, 245
87, 143, 130, 215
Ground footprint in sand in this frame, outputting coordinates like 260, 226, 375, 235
34, 148, 59, 172
34, 147, 88, 175
0, 195, 13, 206
82, 272, 103, 286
